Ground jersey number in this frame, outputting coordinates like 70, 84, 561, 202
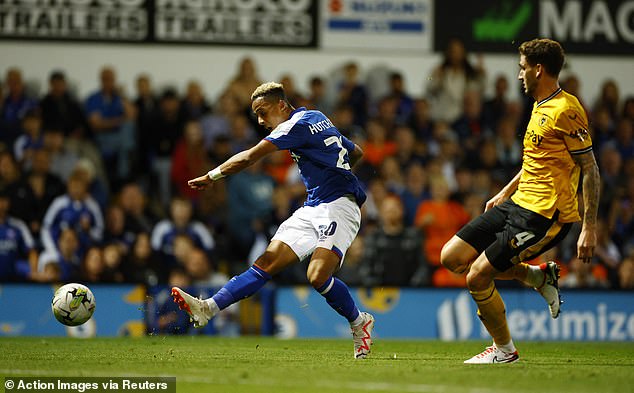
324, 136, 350, 170
513, 231, 535, 248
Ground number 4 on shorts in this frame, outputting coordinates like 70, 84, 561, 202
512, 231, 535, 248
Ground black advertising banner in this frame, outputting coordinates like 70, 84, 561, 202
0, 0, 318, 47
435, 0, 634, 55
0, 0, 149, 42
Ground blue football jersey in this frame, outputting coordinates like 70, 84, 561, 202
264, 107, 366, 207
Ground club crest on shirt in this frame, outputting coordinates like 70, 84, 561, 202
539, 115, 548, 127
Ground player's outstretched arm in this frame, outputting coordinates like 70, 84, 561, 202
484, 169, 523, 212
188, 140, 278, 190
572, 150, 601, 263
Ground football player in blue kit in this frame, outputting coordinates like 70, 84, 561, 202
172, 82, 375, 359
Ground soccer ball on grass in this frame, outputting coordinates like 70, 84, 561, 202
51, 283, 96, 326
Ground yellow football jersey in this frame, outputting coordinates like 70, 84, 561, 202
511, 88, 592, 223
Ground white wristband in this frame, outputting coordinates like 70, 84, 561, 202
207, 167, 225, 181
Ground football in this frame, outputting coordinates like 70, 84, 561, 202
51, 283, 96, 326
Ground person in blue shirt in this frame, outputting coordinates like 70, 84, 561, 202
84, 66, 135, 182
0, 189, 37, 281
172, 82, 375, 359
40, 170, 104, 255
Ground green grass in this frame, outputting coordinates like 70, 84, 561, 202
1, 337, 633, 393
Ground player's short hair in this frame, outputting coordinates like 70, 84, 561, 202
519, 38, 565, 77
251, 82, 287, 103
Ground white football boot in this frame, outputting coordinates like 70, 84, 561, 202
536, 261, 562, 319
171, 287, 214, 328
464, 344, 519, 364
352, 312, 375, 359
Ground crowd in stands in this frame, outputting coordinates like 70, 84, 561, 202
1, 39, 633, 291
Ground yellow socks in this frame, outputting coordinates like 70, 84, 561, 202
470, 282, 512, 348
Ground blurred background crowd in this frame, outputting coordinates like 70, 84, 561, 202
1, 39, 633, 291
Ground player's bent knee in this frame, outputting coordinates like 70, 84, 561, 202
440, 239, 470, 274
306, 267, 330, 289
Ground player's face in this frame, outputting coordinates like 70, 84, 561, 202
252, 97, 288, 132
518, 54, 537, 98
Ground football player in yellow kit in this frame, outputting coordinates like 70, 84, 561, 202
441, 38, 600, 364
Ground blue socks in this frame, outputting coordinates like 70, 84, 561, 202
212, 265, 271, 310
315, 276, 360, 323
211, 266, 360, 325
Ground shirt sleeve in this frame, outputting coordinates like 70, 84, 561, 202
555, 108, 593, 155
264, 120, 305, 150
341, 135, 355, 153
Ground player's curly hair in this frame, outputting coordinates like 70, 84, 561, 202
519, 38, 565, 77
251, 82, 287, 102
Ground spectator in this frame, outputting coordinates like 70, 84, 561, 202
1, 68, 38, 145
608, 177, 634, 250
593, 79, 620, 122
179, 80, 211, 121
0, 189, 37, 282
399, 163, 429, 226
102, 242, 124, 282
379, 156, 405, 194
394, 125, 424, 170
415, 176, 470, 287
151, 196, 215, 267
224, 57, 262, 110
614, 118, 634, 159
121, 232, 166, 286
337, 62, 368, 127
408, 98, 434, 142
360, 196, 427, 286
10, 148, 66, 239
307, 76, 332, 114
226, 159, 275, 256
386, 71, 414, 123
452, 89, 488, 152
374, 96, 399, 135
279, 74, 304, 108
85, 66, 136, 183
145, 89, 184, 209
426, 38, 485, 123
0, 150, 21, 190
598, 143, 624, 215
81, 246, 105, 283
330, 105, 364, 141
40, 170, 104, 254
133, 73, 159, 174
482, 74, 510, 131
14, 108, 44, 169
200, 93, 242, 149
39, 70, 86, 137
38, 227, 82, 281
41, 128, 78, 181
119, 182, 157, 234
361, 119, 397, 168
494, 116, 523, 180
170, 121, 211, 203
183, 247, 228, 287
560, 257, 610, 288
103, 203, 136, 253
593, 220, 621, 286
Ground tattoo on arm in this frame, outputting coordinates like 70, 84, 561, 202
573, 151, 601, 227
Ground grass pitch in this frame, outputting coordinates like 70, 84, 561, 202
1, 337, 633, 393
